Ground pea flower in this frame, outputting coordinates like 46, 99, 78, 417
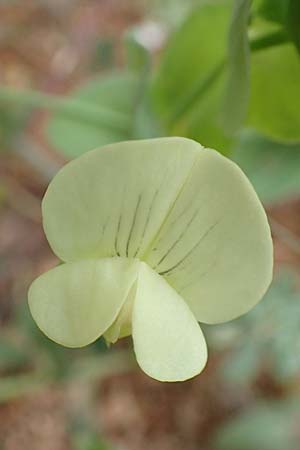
28, 137, 273, 382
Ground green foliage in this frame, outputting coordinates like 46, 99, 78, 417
215, 399, 300, 450
254, 0, 288, 25
70, 418, 116, 450
152, 0, 232, 153
247, 41, 300, 142
124, 30, 164, 140
47, 72, 140, 158
151, 0, 300, 153
232, 131, 300, 203
255, 0, 300, 55
124, 30, 150, 74
0, 103, 28, 150
92, 38, 115, 71
222, 0, 251, 132
219, 273, 300, 384
0, 339, 29, 371
0, 0, 298, 165
2, 0, 300, 157
287, 0, 300, 54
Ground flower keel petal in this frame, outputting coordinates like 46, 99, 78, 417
132, 263, 207, 382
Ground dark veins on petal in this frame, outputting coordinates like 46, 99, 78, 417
152, 190, 198, 255
159, 218, 221, 276
96, 215, 110, 250
178, 258, 218, 292
155, 206, 201, 269
114, 214, 122, 256
126, 194, 142, 257
133, 187, 160, 257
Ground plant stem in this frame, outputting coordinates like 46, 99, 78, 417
250, 29, 289, 52
0, 86, 130, 132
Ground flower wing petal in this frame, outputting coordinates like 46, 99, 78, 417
132, 262, 207, 382
42, 137, 199, 262
145, 149, 273, 324
28, 257, 139, 347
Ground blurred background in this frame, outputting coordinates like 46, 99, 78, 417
1, 0, 300, 449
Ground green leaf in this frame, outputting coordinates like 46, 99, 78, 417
152, 0, 233, 153
247, 41, 300, 142
232, 130, 300, 202
254, 0, 288, 25
287, 0, 300, 54
215, 399, 300, 450
222, 0, 251, 132
153, 0, 300, 147
47, 72, 140, 158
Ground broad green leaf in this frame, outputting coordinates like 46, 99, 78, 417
153, 1, 230, 113
153, 0, 300, 146
47, 72, 139, 159
247, 42, 300, 141
222, 0, 251, 132
287, 0, 300, 54
253, 0, 288, 25
215, 400, 300, 450
173, 71, 232, 154
42, 137, 199, 262
152, 0, 233, 153
145, 147, 273, 324
132, 262, 207, 382
232, 131, 300, 203
28, 258, 139, 347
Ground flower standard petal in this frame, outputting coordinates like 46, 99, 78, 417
145, 148, 273, 324
42, 137, 200, 262
28, 257, 139, 348
132, 262, 207, 382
